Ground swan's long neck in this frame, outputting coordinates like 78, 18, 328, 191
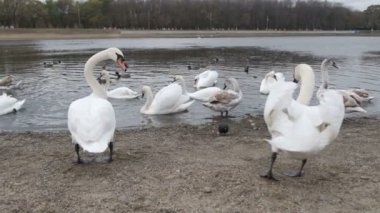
320, 59, 329, 89
230, 79, 241, 94
296, 66, 315, 105
103, 71, 111, 91
85, 51, 109, 98
142, 87, 154, 111
178, 77, 188, 95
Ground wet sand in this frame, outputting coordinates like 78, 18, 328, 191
0, 115, 379, 212
0, 29, 378, 40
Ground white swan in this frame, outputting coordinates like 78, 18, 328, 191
173, 75, 222, 103
320, 59, 374, 113
259, 71, 285, 94
140, 84, 194, 115
194, 70, 218, 89
261, 64, 345, 181
98, 70, 138, 99
68, 47, 128, 163
0, 93, 25, 115
201, 78, 242, 117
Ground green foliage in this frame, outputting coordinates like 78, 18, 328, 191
0, 0, 378, 30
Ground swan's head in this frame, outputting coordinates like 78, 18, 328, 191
105, 47, 128, 72
141, 85, 151, 98
293, 64, 314, 84
173, 75, 184, 83
322, 59, 339, 69
260, 71, 285, 94
223, 78, 238, 90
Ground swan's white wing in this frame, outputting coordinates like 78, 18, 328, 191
107, 87, 138, 99
210, 90, 239, 104
265, 84, 345, 154
68, 95, 115, 153
189, 87, 222, 102
196, 70, 218, 88
150, 83, 183, 114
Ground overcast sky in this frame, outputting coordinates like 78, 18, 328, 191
328, 0, 379, 11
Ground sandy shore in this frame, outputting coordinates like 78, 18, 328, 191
0, 115, 379, 212
0, 29, 379, 40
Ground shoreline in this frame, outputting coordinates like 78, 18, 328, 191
1, 116, 379, 211
1, 29, 380, 41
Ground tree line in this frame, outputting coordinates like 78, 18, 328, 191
0, 0, 379, 30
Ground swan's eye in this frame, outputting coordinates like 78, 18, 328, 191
273, 75, 277, 81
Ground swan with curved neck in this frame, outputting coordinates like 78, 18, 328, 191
261, 62, 345, 180
140, 84, 194, 115
202, 77, 242, 117
98, 69, 138, 99
173, 75, 222, 102
68, 47, 127, 163
194, 70, 218, 89
320, 58, 373, 113
293, 64, 315, 105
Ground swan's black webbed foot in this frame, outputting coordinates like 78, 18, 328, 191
260, 152, 278, 181
75, 144, 82, 164
260, 171, 279, 181
108, 142, 113, 163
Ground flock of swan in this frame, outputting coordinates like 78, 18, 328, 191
0, 47, 375, 181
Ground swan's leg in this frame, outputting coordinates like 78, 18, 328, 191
285, 159, 307, 177
260, 152, 278, 181
75, 144, 82, 164
108, 142, 113, 162
220, 112, 224, 117
226, 111, 229, 117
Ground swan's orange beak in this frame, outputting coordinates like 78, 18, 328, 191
117, 58, 128, 72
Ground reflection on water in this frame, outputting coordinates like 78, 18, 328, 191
0, 36, 379, 131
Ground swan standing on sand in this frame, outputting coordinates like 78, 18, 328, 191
320, 59, 374, 113
261, 64, 345, 181
68, 47, 128, 163
259, 71, 286, 94
0, 93, 25, 115
173, 75, 222, 102
98, 70, 138, 99
202, 78, 242, 117
194, 70, 218, 89
140, 83, 195, 115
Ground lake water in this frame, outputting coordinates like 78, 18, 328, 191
0, 36, 379, 131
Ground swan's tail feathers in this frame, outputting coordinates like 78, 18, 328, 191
268, 137, 317, 154
264, 82, 297, 120
345, 106, 367, 113
13, 99, 25, 111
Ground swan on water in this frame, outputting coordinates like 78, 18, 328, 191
194, 70, 218, 89
320, 59, 374, 113
67, 47, 128, 163
140, 83, 194, 115
201, 78, 242, 117
261, 64, 345, 181
0, 93, 25, 116
173, 75, 222, 103
98, 69, 138, 99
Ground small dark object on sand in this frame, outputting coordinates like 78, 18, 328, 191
218, 123, 229, 135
